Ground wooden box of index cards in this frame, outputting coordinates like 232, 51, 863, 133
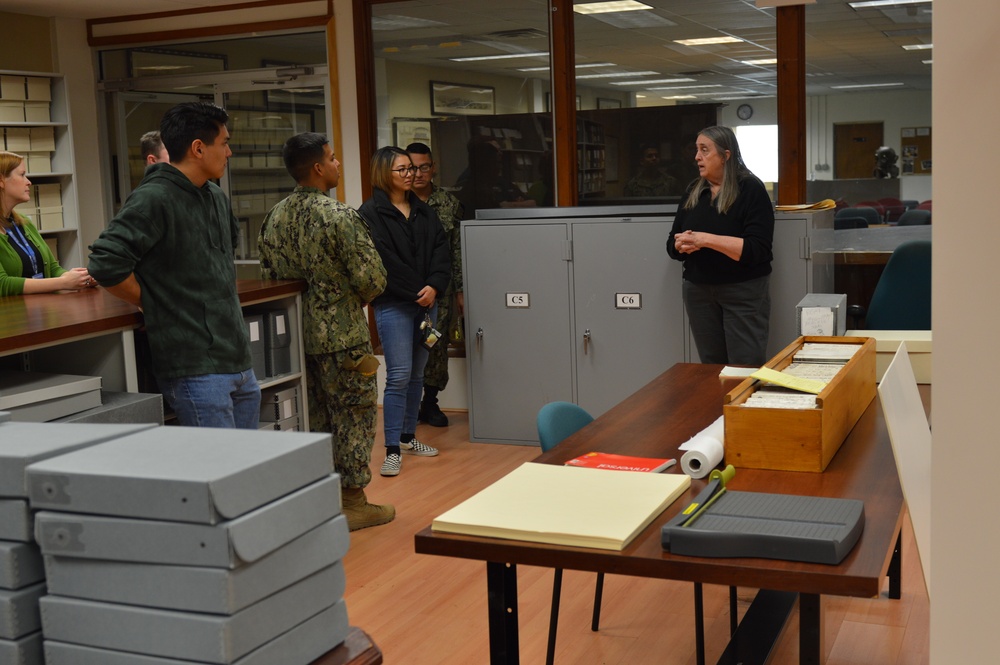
722, 336, 876, 473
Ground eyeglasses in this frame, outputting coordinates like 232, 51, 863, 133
413, 163, 434, 173
391, 166, 417, 176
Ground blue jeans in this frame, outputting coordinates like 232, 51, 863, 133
158, 370, 261, 429
374, 301, 435, 448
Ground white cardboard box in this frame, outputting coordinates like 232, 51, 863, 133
0, 582, 44, 639
42, 599, 349, 665
0, 541, 44, 590
39, 564, 344, 663
34, 474, 341, 568
23, 101, 50, 123
23, 78, 50, 102
0, 76, 26, 101
26, 427, 332, 523
42, 515, 349, 613
27, 127, 55, 152
0, 422, 154, 497
0, 101, 24, 123
846, 330, 932, 383
3, 127, 30, 152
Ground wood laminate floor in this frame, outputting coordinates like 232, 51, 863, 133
342, 411, 929, 665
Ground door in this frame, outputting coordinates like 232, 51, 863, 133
464, 222, 574, 444
834, 122, 883, 179
572, 220, 684, 416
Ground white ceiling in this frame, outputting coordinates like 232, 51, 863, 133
6, 0, 932, 99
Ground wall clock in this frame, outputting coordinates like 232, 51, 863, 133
736, 104, 754, 120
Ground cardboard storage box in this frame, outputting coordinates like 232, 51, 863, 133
0, 541, 44, 590
23, 101, 49, 123
28, 127, 55, 152
23, 78, 50, 101
0, 500, 32, 541
0, 101, 24, 123
244, 313, 266, 380
25, 152, 50, 174
51, 391, 163, 425
42, 599, 349, 665
0, 581, 44, 639
259, 385, 298, 422
3, 127, 30, 152
258, 414, 300, 432
34, 474, 341, 568
26, 426, 332, 523
39, 564, 343, 663
797, 293, 847, 336
262, 309, 292, 377
42, 515, 348, 613
724, 336, 877, 473
0, 421, 154, 497
0, 631, 42, 665
846, 330, 931, 383
0, 76, 26, 100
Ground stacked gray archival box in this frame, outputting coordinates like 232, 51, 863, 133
24, 427, 353, 664
0, 421, 155, 665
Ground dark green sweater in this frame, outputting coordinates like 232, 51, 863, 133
88, 164, 251, 380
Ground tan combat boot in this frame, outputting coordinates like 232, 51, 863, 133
342, 487, 395, 531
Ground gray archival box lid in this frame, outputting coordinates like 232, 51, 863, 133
0, 422, 155, 497
0, 541, 44, 590
42, 599, 349, 665
26, 426, 333, 523
42, 514, 350, 613
0, 499, 33, 541
39, 563, 344, 663
0, 630, 43, 665
34, 474, 342, 568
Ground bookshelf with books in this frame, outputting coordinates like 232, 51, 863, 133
577, 118, 606, 198
0, 71, 81, 267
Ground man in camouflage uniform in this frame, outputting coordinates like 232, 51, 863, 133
258, 132, 392, 531
406, 142, 464, 427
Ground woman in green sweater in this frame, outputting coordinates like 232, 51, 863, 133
0, 151, 94, 296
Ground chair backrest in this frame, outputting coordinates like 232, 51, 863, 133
895, 209, 931, 226
537, 401, 594, 452
855, 201, 886, 220
916, 200, 933, 211
866, 240, 931, 330
901, 199, 920, 210
836, 206, 881, 226
834, 216, 869, 230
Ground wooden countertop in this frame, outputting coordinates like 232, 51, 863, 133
0, 279, 305, 355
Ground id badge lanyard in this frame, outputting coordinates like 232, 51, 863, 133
6, 223, 42, 278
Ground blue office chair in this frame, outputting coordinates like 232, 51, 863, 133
536, 401, 600, 665
848, 240, 932, 329
834, 216, 869, 230
895, 209, 931, 226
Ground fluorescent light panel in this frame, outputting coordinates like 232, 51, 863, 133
576, 71, 659, 79
573, 1, 653, 14
450, 51, 548, 62
902, 43, 933, 50
647, 84, 723, 91
848, 0, 930, 8
674, 36, 744, 46
830, 82, 905, 89
517, 62, 615, 72
742, 58, 777, 65
610, 77, 696, 86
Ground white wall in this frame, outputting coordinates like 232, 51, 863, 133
932, 0, 1000, 661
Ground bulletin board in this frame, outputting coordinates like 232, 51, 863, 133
900, 126, 932, 175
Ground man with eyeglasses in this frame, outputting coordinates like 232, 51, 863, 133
406, 142, 464, 428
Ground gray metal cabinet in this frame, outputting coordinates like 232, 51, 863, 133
463, 206, 683, 444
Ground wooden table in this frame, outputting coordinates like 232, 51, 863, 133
414, 363, 906, 664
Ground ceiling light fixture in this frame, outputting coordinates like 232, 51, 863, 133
647, 84, 723, 91
573, 1, 653, 14
662, 95, 697, 100
450, 51, 548, 62
830, 82, 905, 89
848, 0, 930, 8
517, 62, 615, 72
576, 71, 659, 79
609, 77, 696, 86
742, 58, 778, 66
674, 36, 744, 46
922, 59, 932, 64
902, 43, 933, 50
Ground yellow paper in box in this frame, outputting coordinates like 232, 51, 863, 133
750, 366, 826, 394
432, 462, 690, 550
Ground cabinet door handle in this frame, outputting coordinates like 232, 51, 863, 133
476, 327, 484, 351
583, 329, 591, 355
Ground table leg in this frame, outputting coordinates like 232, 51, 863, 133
799, 593, 822, 665
694, 583, 705, 665
888, 530, 902, 600
486, 562, 519, 664
716, 589, 797, 665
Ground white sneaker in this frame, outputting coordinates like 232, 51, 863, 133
380, 453, 402, 476
400, 438, 439, 457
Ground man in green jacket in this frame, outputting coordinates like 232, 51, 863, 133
89, 102, 260, 428
258, 132, 393, 531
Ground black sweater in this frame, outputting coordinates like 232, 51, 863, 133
358, 188, 451, 306
666, 175, 774, 284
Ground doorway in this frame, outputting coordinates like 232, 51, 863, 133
834, 122, 883, 179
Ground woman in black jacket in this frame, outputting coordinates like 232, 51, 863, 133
359, 146, 450, 478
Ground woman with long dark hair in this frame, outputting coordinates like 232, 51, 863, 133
359, 146, 450, 477
667, 126, 775, 365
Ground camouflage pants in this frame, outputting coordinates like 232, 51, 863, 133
423, 292, 453, 391
306, 344, 378, 489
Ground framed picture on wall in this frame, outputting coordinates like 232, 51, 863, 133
393, 118, 433, 149
597, 97, 622, 110
430, 81, 495, 116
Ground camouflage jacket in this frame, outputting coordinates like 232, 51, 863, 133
427, 186, 464, 293
259, 186, 386, 355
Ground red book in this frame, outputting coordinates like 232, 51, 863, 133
564, 452, 677, 473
